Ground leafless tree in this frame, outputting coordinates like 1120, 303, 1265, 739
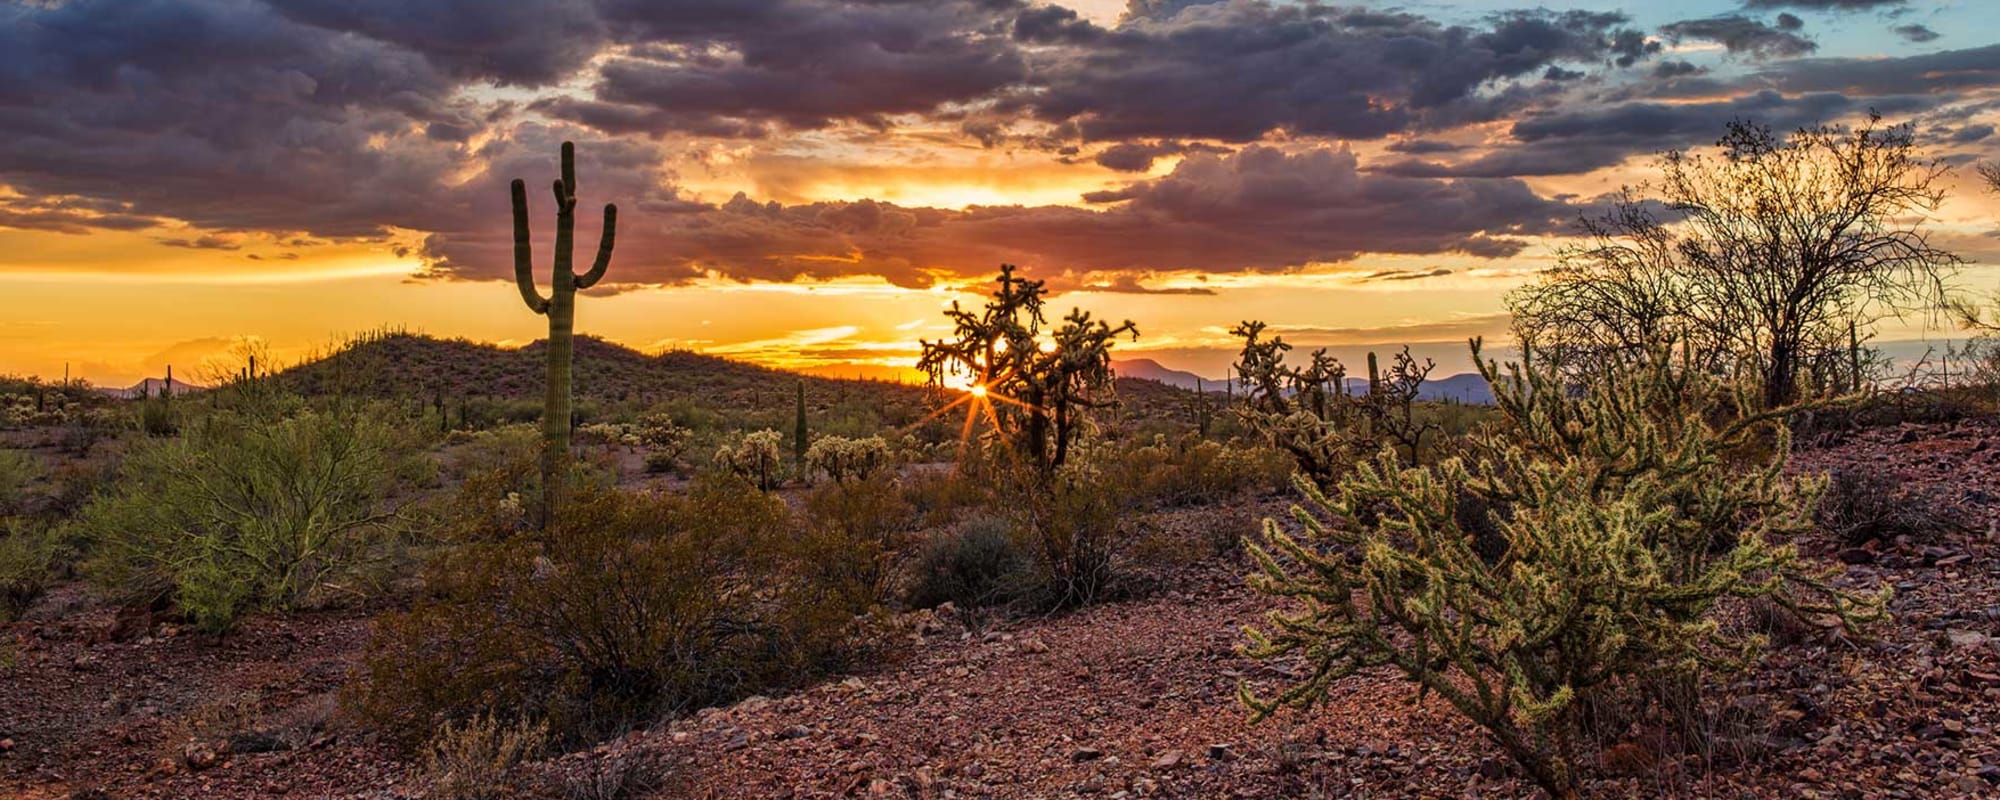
1513, 114, 1961, 407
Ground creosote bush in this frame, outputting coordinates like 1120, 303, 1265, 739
349, 477, 885, 748
908, 515, 1031, 611
423, 712, 549, 800
1817, 466, 1956, 546
1240, 341, 1885, 798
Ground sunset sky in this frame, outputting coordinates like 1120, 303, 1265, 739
2, 0, 1998, 386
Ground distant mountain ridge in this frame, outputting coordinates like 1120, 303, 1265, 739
101, 377, 207, 400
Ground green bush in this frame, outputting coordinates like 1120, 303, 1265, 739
801, 473, 912, 606
0, 521, 58, 622
1240, 342, 1885, 798
349, 478, 882, 748
73, 408, 420, 632
908, 515, 1030, 610
0, 448, 40, 517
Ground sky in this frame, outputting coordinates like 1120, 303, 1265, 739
2, 0, 1998, 386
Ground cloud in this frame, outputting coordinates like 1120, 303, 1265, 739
0, 0, 480, 241
1002, 5, 1658, 144
1894, 24, 1940, 44
421, 145, 1585, 287
1258, 313, 1515, 346
1075, 274, 1216, 295
1741, 0, 1906, 10
547, 0, 1029, 136
1357, 268, 1454, 283
1091, 140, 1229, 172
1659, 15, 1817, 60
158, 234, 243, 251
266, 0, 609, 86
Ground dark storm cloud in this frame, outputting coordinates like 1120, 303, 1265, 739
266, 0, 609, 85
1755, 44, 2000, 95
1003, 4, 1657, 144
0, 0, 479, 241
1659, 15, 1818, 60
7, 0, 1986, 297
1380, 90, 1902, 178
421, 146, 1585, 288
1091, 141, 1229, 172
548, 0, 1030, 136
1383, 41, 2000, 180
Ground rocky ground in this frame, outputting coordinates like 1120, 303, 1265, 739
4, 418, 1998, 799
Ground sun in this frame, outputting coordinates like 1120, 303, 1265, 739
970, 384, 988, 397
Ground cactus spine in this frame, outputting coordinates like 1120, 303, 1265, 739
512, 141, 619, 528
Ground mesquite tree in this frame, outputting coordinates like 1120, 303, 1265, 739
512, 141, 618, 528
1512, 115, 1959, 407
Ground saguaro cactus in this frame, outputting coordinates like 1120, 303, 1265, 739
512, 141, 619, 528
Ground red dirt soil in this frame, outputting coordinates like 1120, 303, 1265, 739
5, 419, 1998, 799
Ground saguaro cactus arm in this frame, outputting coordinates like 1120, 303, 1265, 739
511, 179, 550, 315
574, 204, 618, 290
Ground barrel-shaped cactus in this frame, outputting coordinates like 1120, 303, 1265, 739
512, 141, 618, 528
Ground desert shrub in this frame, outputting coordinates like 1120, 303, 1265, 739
441, 424, 616, 539
714, 429, 784, 490
350, 478, 878, 748
1240, 342, 1885, 798
559, 750, 668, 800
1095, 435, 1291, 508
0, 448, 40, 517
805, 435, 892, 484
0, 522, 58, 622
1817, 467, 1955, 545
801, 474, 912, 606
908, 515, 1031, 610
423, 713, 548, 800
72, 408, 420, 632
901, 465, 991, 527
1010, 454, 1126, 610
136, 394, 178, 437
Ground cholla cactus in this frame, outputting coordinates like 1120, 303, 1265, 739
634, 413, 692, 470
714, 429, 784, 490
805, 435, 892, 484
1229, 321, 1439, 480
1239, 339, 1885, 798
512, 141, 618, 528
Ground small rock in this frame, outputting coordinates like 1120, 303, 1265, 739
1837, 547, 1876, 565
774, 725, 811, 741
1151, 750, 1185, 771
1206, 743, 1236, 761
1072, 747, 1103, 762
182, 742, 218, 771
1476, 758, 1507, 779
0, 738, 12, 753
1020, 638, 1050, 654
